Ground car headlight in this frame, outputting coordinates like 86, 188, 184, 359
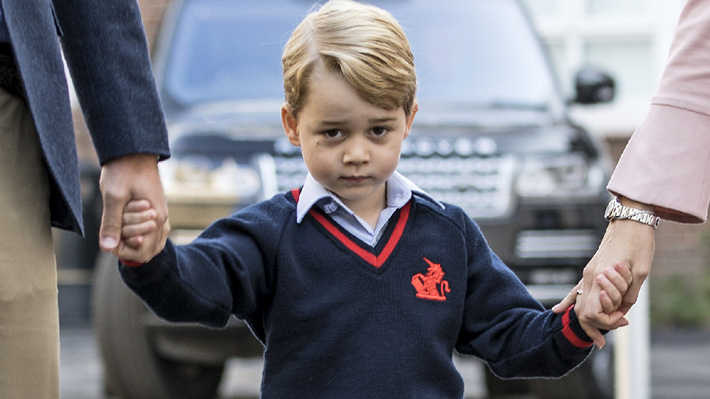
160, 155, 262, 204
515, 153, 604, 200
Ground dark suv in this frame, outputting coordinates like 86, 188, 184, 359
91, 1, 616, 398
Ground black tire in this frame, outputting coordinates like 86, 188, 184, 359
529, 334, 615, 399
91, 252, 224, 399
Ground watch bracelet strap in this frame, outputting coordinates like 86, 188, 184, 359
615, 209, 660, 229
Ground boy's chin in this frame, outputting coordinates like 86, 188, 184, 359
334, 185, 387, 204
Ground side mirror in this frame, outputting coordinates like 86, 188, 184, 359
573, 67, 615, 105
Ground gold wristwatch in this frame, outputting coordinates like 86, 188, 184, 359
604, 198, 660, 229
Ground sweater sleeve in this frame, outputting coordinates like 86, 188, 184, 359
607, 0, 710, 223
454, 217, 593, 379
118, 197, 290, 329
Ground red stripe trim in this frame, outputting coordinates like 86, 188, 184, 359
377, 201, 410, 264
310, 211, 377, 265
308, 201, 411, 268
292, 187, 411, 268
562, 306, 593, 348
120, 260, 143, 267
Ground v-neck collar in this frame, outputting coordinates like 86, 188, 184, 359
291, 188, 412, 269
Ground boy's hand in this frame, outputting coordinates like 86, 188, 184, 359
116, 199, 169, 263
596, 262, 633, 315
554, 261, 632, 349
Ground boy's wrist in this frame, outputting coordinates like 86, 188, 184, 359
562, 305, 595, 349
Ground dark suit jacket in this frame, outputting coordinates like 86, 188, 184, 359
1, 0, 170, 234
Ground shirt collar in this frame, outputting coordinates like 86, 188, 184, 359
295, 171, 444, 224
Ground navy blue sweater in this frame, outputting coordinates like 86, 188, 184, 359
120, 189, 594, 398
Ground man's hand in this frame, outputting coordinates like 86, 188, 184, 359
98, 153, 169, 263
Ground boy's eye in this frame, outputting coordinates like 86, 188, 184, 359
323, 129, 343, 139
371, 127, 389, 136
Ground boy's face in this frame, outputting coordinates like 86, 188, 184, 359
281, 71, 417, 214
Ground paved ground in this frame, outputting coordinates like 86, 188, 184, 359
60, 325, 710, 399
647, 329, 710, 399
59, 326, 484, 399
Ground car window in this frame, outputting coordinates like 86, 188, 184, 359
393, 1, 555, 110
164, 1, 300, 105
163, 0, 558, 112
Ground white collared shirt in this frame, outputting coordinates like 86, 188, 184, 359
296, 171, 444, 246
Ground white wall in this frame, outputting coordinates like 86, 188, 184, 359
522, 0, 686, 138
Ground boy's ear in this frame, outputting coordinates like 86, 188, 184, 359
281, 104, 300, 146
403, 101, 419, 139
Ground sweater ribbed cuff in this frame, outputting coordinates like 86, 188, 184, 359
561, 305, 594, 348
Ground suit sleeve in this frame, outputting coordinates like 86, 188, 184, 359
51, 0, 169, 164
608, 0, 710, 223
455, 217, 593, 378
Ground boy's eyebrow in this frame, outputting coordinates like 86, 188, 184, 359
318, 117, 398, 126
369, 117, 398, 124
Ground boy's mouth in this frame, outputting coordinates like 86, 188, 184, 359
341, 175, 368, 184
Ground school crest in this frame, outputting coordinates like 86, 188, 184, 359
411, 257, 450, 301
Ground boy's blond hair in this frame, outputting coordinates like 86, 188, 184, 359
282, 0, 417, 117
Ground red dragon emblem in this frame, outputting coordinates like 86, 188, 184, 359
411, 257, 450, 301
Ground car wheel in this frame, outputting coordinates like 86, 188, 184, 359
91, 252, 225, 399
528, 334, 614, 399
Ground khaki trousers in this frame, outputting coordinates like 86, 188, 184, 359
0, 88, 60, 399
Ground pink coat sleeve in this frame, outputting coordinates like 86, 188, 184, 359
607, 0, 710, 223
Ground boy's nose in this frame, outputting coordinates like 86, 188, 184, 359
343, 137, 370, 164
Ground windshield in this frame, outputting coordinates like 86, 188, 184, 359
161, 0, 559, 113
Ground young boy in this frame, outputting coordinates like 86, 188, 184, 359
118, 1, 630, 397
